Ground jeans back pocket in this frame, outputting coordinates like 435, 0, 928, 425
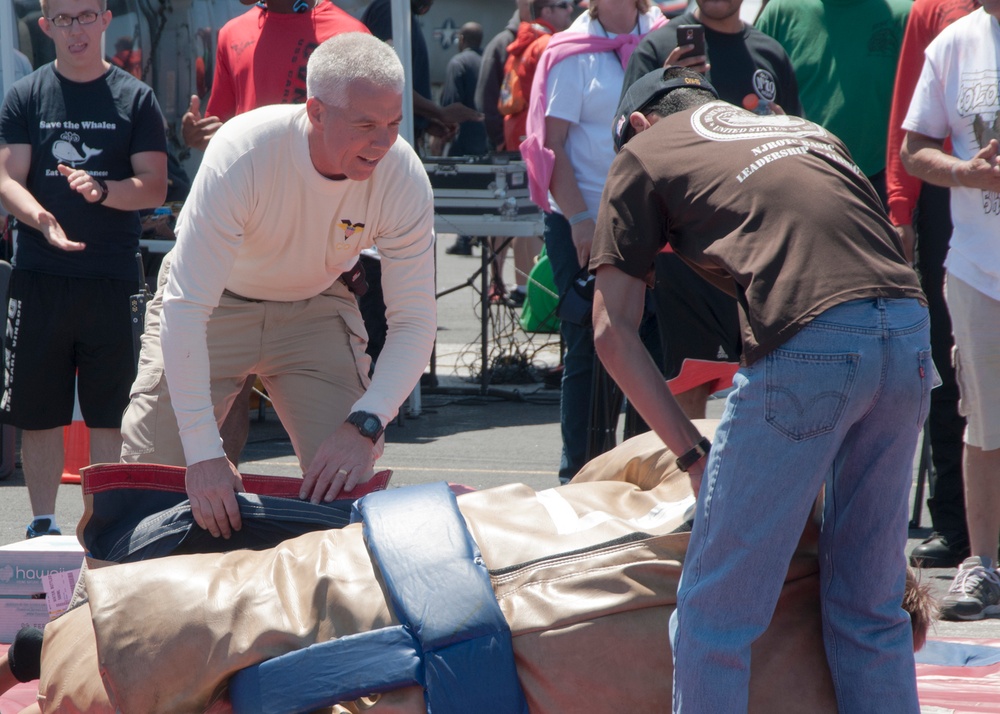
765, 349, 860, 441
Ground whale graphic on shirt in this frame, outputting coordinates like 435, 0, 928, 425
52, 140, 102, 167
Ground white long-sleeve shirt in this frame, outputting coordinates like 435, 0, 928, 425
162, 104, 436, 465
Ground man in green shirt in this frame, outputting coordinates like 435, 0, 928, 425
756, 0, 910, 206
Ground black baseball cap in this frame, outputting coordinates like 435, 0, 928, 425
613, 69, 719, 152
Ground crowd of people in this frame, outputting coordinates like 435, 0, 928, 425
0, 0, 999, 709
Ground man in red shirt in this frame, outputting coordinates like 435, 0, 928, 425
182, 0, 368, 151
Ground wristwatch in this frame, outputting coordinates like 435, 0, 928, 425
93, 176, 109, 205
675, 437, 712, 473
346, 410, 383, 444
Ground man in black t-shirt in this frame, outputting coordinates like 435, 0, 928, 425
621, 0, 801, 420
623, 0, 801, 116
0, 0, 166, 538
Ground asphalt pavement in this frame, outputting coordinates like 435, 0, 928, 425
0, 233, 997, 641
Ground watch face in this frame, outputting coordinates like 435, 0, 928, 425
361, 415, 380, 436
350, 411, 382, 438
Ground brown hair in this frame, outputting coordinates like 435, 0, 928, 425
903, 566, 936, 652
40, 0, 108, 19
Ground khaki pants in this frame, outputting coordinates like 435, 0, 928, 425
120, 252, 375, 470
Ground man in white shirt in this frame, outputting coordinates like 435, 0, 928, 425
901, 3, 1000, 620
120, 32, 437, 540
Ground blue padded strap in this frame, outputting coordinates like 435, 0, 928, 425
915, 640, 1000, 667
230, 482, 527, 714
355, 482, 528, 714
229, 626, 423, 714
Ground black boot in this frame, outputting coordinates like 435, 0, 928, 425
909, 532, 970, 568
445, 236, 473, 255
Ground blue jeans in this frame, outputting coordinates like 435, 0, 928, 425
670, 298, 932, 713
544, 212, 593, 482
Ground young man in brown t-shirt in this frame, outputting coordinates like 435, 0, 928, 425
590, 67, 929, 714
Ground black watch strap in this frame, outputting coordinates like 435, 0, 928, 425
94, 176, 109, 205
675, 437, 712, 473
347, 410, 384, 444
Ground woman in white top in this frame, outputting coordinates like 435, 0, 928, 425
542, 0, 663, 483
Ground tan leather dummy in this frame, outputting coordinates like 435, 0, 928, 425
37, 421, 836, 713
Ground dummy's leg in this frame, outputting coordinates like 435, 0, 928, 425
0, 627, 43, 695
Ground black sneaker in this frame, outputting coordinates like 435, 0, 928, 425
445, 236, 473, 256
939, 557, 1000, 621
509, 289, 526, 308
26, 518, 62, 539
909, 533, 970, 568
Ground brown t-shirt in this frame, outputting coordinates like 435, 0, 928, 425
591, 101, 925, 365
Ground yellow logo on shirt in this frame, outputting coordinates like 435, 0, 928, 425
338, 220, 365, 239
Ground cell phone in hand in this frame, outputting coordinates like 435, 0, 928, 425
676, 24, 706, 61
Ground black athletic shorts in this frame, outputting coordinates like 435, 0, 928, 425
654, 251, 742, 380
0, 270, 137, 430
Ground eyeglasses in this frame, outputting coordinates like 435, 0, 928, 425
46, 11, 100, 28
545, 1, 573, 8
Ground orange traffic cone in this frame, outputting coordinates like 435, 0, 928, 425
61, 384, 89, 485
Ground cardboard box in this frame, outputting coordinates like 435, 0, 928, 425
0, 536, 84, 642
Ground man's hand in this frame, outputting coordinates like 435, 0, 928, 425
953, 139, 1000, 192
57, 164, 105, 204
664, 44, 709, 74
299, 422, 377, 503
181, 95, 223, 152
424, 117, 458, 141
895, 224, 916, 265
686, 459, 706, 499
186, 456, 245, 538
571, 218, 594, 268
439, 102, 483, 125
34, 208, 83, 252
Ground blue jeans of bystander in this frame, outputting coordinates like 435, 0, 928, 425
670, 297, 932, 714
543, 212, 592, 482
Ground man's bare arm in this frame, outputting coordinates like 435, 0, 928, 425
0, 144, 80, 251
902, 131, 1000, 192
592, 264, 709, 492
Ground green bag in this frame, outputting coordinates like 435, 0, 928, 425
520, 246, 560, 333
